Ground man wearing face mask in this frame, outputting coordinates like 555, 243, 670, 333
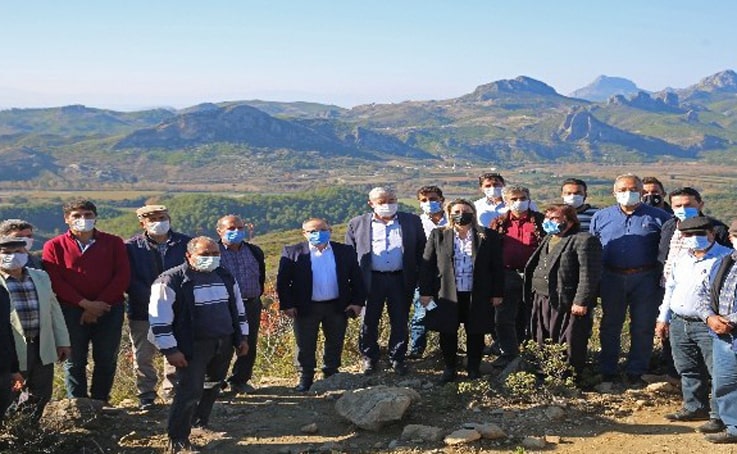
488, 185, 545, 365
560, 178, 599, 232
216, 215, 265, 395
408, 185, 447, 359
42, 199, 130, 403
126, 205, 191, 409
346, 187, 425, 375
655, 217, 731, 433
0, 219, 43, 269
474, 172, 507, 227
277, 218, 365, 391
642, 177, 673, 214
149, 236, 249, 453
590, 174, 671, 385
0, 236, 70, 421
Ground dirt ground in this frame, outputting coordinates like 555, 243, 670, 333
61, 356, 734, 454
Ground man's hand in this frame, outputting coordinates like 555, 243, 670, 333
79, 310, 99, 325
283, 308, 298, 319
571, 304, 588, 316
166, 351, 188, 368
345, 305, 362, 318
236, 339, 249, 357
79, 299, 111, 317
10, 373, 24, 392
706, 315, 733, 335
57, 346, 71, 362
491, 297, 503, 307
655, 321, 670, 339
419, 296, 432, 307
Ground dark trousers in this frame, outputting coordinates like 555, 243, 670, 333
360, 272, 411, 362
439, 292, 484, 372
294, 302, 348, 378
18, 339, 54, 421
496, 269, 521, 357
168, 336, 233, 441
530, 292, 593, 374
599, 268, 661, 376
228, 297, 262, 385
0, 372, 12, 422
62, 304, 124, 401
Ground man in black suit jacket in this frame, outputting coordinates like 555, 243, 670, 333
277, 218, 365, 392
345, 187, 426, 375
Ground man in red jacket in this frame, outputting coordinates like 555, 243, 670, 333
42, 199, 130, 403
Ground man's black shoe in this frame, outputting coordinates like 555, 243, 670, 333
295, 376, 313, 392
406, 351, 423, 360
392, 361, 408, 376
362, 359, 377, 375
139, 398, 155, 410
466, 369, 481, 380
439, 368, 457, 384
624, 374, 647, 388
665, 409, 710, 422
704, 432, 737, 444
697, 419, 726, 433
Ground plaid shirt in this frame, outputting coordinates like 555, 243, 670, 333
220, 243, 262, 299
3, 270, 40, 338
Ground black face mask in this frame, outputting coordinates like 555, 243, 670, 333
642, 194, 663, 207
451, 212, 475, 226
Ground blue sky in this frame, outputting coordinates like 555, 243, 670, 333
0, 1, 734, 110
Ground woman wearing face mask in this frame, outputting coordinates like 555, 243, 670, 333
418, 199, 505, 383
523, 204, 602, 376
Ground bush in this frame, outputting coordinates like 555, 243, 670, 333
504, 340, 577, 402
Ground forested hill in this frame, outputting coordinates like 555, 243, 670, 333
0, 187, 413, 245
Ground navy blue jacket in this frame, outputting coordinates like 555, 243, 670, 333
1, 287, 19, 374
125, 231, 192, 320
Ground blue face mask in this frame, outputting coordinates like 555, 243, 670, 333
684, 235, 712, 251
223, 229, 245, 244
542, 219, 565, 235
307, 230, 331, 246
420, 200, 443, 215
673, 207, 699, 221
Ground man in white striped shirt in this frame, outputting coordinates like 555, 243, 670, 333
149, 236, 249, 454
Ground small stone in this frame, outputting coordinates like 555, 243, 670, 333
475, 423, 506, 440
544, 406, 566, 421
300, 422, 318, 434
594, 382, 614, 393
388, 440, 399, 449
401, 424, 445, 442
373, 442, 383, 449
421, 382, 434, 390
521, 436, 547, 449
444, 429, 481, 445
544, 435, 561, 444
645, 382, 679, 394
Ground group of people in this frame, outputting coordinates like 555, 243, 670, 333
0, 171, 736, 452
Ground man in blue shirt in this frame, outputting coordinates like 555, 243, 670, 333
590, 174, 671, 385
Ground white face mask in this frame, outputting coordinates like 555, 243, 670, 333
373, 203, 398, 218
146, 220, 170, 236
71, 218, 96, 232
191, 255, 220, 272
615, 191, 641, 207
562, 194, 585, 209
510, 200, 530, 213
484, 187, 503, 199
0, 252, 28, 270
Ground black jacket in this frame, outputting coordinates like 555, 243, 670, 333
277, 241, 366, 315
709, 252, 737, 316
418, 226, 505, 335
523, 231, 602, 311
0, 287, 19, 374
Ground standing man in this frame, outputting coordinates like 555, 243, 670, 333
1, 236, 70, 421
656, 217, 731, 433
0, 219, 43, 269
408, 185, 447, 359
42, 199, 130, 402
474, 172, 507, 227
0, 283, 21, 423
642, 176, 673, 214
590, 174, 671, 384
277, 218, 365, 391
149, 236, 249, 453
126, 205, 191, 409
696, 220, 737, 444
489, 185, 544, 365
216, 214, 265, 394
560, 178, 599, 232
345, 187, 425, 375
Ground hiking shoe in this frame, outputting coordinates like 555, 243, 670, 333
665, 409, 710, 422
697, 419, 726, 433
704, 432, 737, 444
167, 438, 198, 454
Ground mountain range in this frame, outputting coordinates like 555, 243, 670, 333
0, 70, 736, 186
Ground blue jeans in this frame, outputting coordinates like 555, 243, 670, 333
409, 289, 427, 355
669, 315, 717, 419
713, 335, 737, 436
599, 268, 661, 376
62, 304, 124, 401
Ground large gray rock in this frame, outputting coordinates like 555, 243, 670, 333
335, 386, 421, 431
41, 398, 105, 430
401, 424, 444, 442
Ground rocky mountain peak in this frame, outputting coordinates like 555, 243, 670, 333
695, 70, 737, 92
464, 76, 558, 101
569, 75, 643, 102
